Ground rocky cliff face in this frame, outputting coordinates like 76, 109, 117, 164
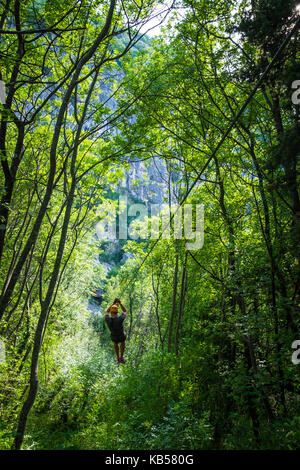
121, 157, 169, 206
94, 156, 170, 277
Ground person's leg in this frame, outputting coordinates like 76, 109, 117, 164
120, 341, 125, 359
113, 343, 119, 359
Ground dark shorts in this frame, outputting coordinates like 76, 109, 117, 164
111, 333, 126, 344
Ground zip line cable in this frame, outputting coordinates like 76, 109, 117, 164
118, 16, 300, 298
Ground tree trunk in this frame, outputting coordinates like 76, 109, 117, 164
168, 250, 179, 353
175, 253, 187, 356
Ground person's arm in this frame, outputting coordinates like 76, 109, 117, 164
118, 300, 127, 316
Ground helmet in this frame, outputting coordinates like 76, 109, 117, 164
110, 304, 119, 313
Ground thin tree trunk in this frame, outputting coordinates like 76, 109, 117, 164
175, 253, 187, 357
168, 250, 179, 353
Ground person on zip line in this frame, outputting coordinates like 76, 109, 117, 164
105, 298, 127, 364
